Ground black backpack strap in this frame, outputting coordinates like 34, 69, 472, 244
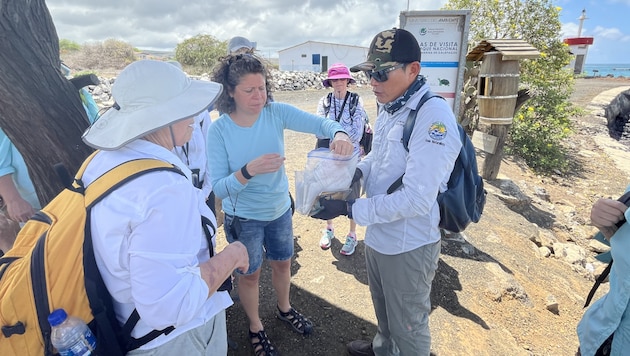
201, 215, 217, 257
201, 215, 233, 292
348, 92, 359, 118
387, 90, 444, 194
584, 260, 613, 308
323, 92, 332, 117
121, 309, 174, 351
402, 90, 442, 152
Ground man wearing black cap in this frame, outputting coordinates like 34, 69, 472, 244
312, 28, 461, 355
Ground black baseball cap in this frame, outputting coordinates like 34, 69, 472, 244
350, 28, 421, 72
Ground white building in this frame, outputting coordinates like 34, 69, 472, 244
278, 41, 368, 72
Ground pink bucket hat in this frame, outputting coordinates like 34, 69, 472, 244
322, 63, 356, 88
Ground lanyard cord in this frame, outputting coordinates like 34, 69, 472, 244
333, 92, 350, 122
225, 180, 239, 216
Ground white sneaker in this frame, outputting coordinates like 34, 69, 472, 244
340, 235, 357, 256
320, 229, 334, 250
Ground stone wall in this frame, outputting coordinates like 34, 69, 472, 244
86, 69, 369, 106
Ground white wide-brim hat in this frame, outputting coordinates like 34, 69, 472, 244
82, 60, 222, 150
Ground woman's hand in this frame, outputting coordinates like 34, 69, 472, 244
246, 153, 285, 175
591, 198, 628, 239
6, 196, 36, 223
330, 132, 354, 156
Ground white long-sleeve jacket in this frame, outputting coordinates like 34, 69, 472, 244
353, 84, 461, 255
82, 139, 231, 350
172, 110, 213, 198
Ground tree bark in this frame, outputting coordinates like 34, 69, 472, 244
0, 0, 94, 205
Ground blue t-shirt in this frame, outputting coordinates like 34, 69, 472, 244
0, 128, 41, 209
207, 102, 344, 221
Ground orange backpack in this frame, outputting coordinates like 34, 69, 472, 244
0, 152, 182, 355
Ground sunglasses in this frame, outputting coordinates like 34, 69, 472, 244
227, 53, 262, 66
363, 63, 405, 82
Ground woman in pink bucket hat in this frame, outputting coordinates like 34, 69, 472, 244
315, 63, 368, 256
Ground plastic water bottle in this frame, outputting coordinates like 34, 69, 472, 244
47, 308, 96, 356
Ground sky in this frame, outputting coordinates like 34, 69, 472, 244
46, 0, 629, 64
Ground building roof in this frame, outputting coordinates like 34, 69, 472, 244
278, 40, 368, 53
466, 39, 540, 61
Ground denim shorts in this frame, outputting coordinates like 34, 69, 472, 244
223, 208, 293, 275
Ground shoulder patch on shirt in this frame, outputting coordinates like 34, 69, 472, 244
428, 122, 447, 141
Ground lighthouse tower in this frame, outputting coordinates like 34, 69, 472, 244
563, 9, 594, 75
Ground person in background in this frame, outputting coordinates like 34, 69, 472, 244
167, 60, 216, 214
577, 193, 630, 356
311, 28, 461, 356
208, 53, 353, 356
61, 62, 100, 124
315, 62, 366, 256
228, 36, 256, 55
81, 59, 249, 355
0, 128, 40, 254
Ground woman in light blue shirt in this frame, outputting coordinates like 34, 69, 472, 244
208, 54, 353, 356
577, 192, 630, 356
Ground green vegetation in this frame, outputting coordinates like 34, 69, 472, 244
59, 39, 80, 53
444, 0, 579, 173
75, 38, 136, 70
175, 34, 227, 75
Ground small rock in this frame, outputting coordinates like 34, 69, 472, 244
546, 295, 559, 314
538, 246, 552, 258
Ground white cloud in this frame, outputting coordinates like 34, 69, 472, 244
593, 26, 629, 41
561, 22, 582, 38
46, 0, 451, 54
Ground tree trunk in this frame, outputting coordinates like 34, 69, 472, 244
0, 0, 94, 205
481, 124, 510, 180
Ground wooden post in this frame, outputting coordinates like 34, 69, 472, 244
482, 125, 510, 180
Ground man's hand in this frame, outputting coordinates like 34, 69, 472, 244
311, 198, 353, 220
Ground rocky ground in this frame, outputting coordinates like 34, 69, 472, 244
216, 77, 630, 356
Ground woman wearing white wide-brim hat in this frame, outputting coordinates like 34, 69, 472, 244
81, 60, 249, 355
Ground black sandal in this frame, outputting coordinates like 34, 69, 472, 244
277, 306, 314, 335
249, 329, 279, 356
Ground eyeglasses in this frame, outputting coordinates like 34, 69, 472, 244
363, 63, 404, 82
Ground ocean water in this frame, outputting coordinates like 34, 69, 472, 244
582, 64, 630, 77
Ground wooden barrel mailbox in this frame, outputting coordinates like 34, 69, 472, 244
477, 51, 520, 124
465, 39, 540, 180
466, 39, 541, 125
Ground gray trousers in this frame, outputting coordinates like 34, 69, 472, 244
366, 241, 440, 356
127, 310, 227, 356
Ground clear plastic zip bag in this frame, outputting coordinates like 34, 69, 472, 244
294, 148, 359, 216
